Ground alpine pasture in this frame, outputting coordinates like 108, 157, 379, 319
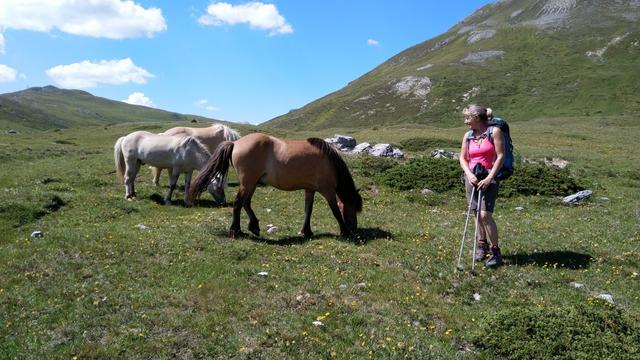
1, 116, 639, 358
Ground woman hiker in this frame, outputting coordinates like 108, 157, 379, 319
459, 104, 505, 267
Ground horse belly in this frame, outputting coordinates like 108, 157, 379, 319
141, 151, 175, 168
267, 162, 322, 191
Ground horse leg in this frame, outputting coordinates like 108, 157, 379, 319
183, 171, 193, 207
229, 189, 245, 238
151, 166, 162, 186
322, 191, 350, 237
299, 190, 315, 237
164, 169, 180, 205
243, 191, 260, 237
124, 159, 141, 200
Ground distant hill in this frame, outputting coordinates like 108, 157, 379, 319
265, 0, 640, 130
0, 85, 222, 130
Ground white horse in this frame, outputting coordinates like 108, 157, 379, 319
114, 131, 211, 206
152, 124, 240, 185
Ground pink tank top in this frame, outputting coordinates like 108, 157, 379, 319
467, 131, 496, 170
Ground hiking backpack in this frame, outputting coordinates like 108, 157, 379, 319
466, 116, 514, 180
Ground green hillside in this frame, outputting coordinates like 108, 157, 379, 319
265, 0, 640, 130
0, 86, 222, 131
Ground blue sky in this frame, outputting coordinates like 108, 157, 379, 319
0, 1, 493, 124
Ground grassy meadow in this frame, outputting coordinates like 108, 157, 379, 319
1, 117, 639, 359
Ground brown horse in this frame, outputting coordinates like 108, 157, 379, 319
188, 133, 362, 238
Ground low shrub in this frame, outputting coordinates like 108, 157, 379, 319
399, 137, 460, 152
472, 300, 640, 359
375, 157, 584, 197
500, 163, 583, 197
377, 157, 462, 192
349, 155, 398, 178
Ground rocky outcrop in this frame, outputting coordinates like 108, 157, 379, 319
460, 51, 504, 64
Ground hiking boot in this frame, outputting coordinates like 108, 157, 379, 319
485, 245, 504, 268
474, 240, 490, 262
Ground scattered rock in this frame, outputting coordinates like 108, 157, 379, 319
431, 149, 457, 159
265, 208, 272, 213
467, 30, 496, 44
257, 271, 269, 276
457, 25, 477, 34
473, 292, 482, 301
515, 207, 524, 211
369, 144, 394, 157
351, 142, 372, 155
416, 64, 433, 71
135, 224, 148, 230
563, 190, 592, 205
329, 138, 402, 158
30, 230, 43, 238
266, 224, 278, 234
390, 76, 432, 98
421, 189, 434, 195
338, 284, 347, 290
324, 134, 356, 150
569, 282, 584, 289
522, 157, 570, 168
598, 293, 614, 304
462, 87, 481, 101
390, 148, 404, 158
8, 129, 18, 134
312, 321, 324, 327
587, 33, 630, 60
461, 51, 504, 64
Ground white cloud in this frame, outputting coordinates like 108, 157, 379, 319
45, 58, 154, 89
0, 64, 18, 82
0, 64, 17, 82
198, 2, 293, 36
0, 0, 166, 39
367, 38, 380, 46
195, 98, 220, 112
123, 92, 156, 108
0, 33, 5, 54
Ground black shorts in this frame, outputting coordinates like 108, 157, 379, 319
465, 176, 499, 213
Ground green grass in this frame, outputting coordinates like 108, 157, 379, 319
1, 116, 639, 358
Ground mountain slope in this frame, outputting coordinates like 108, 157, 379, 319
0, 86, 221, 130
265, 0, 640, 130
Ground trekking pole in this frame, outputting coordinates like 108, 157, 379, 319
456, 186, 476, 271
471, 189, 483, 272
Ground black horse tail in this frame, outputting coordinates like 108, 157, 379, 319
188, 141, 234, 203
307, 138, 362, 213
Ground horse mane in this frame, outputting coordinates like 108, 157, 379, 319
188, 141, 234, 203
181, 136, 211, 157
210, 123, 241, 141
307, 138, 362, 212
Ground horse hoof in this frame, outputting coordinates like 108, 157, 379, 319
229, 229, 241, 238
299, 230, 314, 238
249, 227, 260, 237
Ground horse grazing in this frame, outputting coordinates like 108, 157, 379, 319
152, 124, 240, 203
114, 131, 211, 206
188, 133, 363, 238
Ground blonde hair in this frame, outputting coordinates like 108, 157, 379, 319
463, 104, 493, 123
